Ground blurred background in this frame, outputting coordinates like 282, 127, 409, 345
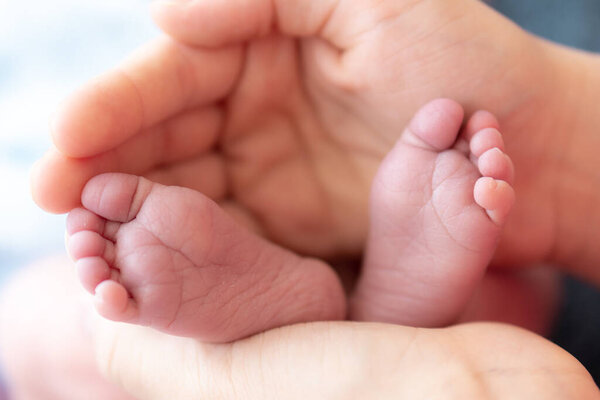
0, 0, 599, 395
0, 0, 158, 286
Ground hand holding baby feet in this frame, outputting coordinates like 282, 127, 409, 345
66, 173, 345, 342
351, 99, 515, 327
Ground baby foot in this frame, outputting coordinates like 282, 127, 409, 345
66, 173, 345, 342
351, 99, 515, 327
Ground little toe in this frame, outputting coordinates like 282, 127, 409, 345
94, 280, 138, 322
76, 257, 111, 294
470, 128, 505, 158
68, 231, 112, 261
66, 208, 106, 236
474, 177, 516, 225
81, 173, 154, 223
403, 98, 465, 151
478, 147, 515, 183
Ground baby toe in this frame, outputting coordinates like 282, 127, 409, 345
94, 280, 137, 323
478, 147, 515, 183
67, 230, 116, 268
470, 128, 505, 158
403, 98, 465, 151
463, 110, 500, 141
66, 208, 105, 236
76, 257, 111, 294
474, 177, 516, 225
81, 173, 154, 223
68, 231, 109, 260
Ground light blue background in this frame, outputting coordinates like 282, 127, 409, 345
0, 0, 158, 284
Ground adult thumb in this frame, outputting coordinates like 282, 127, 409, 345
94, 318, 600, 400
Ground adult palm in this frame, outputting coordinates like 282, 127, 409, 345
33, 0, 566, 265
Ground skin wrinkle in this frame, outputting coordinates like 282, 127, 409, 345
101, 330, 124, 392
313, 0, 340, 43
228, 117, 300, 195
371, 201, 430, 262
299, 56, 374, 204
429, 159, 461, 248
164, 251, 185, 331
400, 127, 435, 151
430, 152, 483, 253
109, 187, 227, 333
445, 329, 495, 400
125, 177, 148, 222
220, 42, 261, 202
237, 250, 297, 334
183, 226, 282, 337
302, 57, 390, 159
248, 330, 270, 398
171, 42, 198, 114
279, 260, 333, 322
217, 342, 239, 399
451, 324, 593, 399
113, 67, 146, 136
359, 277, 433, 318
161, 191, 212, 261
172, 198, 211, 263
367, 225, 433, 270
372, 4, 469, 64
355, 116, 501, 323
206, 247, 266, 335
227, 78, 340, 248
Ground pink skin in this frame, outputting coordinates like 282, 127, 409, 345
351, 99, 515, 326
66, 175, 346, 342
66, 99, 514, 340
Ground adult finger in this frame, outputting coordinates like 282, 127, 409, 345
32, 106, 224, 213
150, 0, 399, 48
51, 37, 242, 158
95, 319, 599, 399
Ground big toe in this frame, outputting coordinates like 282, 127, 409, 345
81, 173, 154, 223
404, 98, 465, 151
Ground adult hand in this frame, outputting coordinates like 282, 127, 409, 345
29, 0, 600, 333
94, 318, 599, 399
31, 0, 600, 273
0, 256, 585, 399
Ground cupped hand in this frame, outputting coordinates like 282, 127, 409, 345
32, 0, 565, 265
95, 317, 599, 399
